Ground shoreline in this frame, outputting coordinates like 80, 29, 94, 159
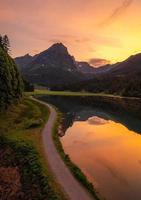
33, 96, 100, 200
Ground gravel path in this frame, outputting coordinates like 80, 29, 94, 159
33, 98, 94, 200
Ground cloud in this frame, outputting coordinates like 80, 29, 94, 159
53, 34, 77, 39
88, 116, 108, 126
75, 38, 91, 43
52, 34, 91, 43
89, 58, 110, 67
99, 0, 133, 27
49, 38, 66, 44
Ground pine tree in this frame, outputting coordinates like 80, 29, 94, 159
0, 34, 23, 111
0, 35, 10, 53
2, 35, 10, 53
0, 35, 3, 48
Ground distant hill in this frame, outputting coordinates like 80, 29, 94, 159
0, 47, 23, 110
63, 53, 141, 97
85, 53, 141, 77
76, 61, 96, 74
106, 53, 141, 76
15, 43, 96, 87
15, 53, 34, 71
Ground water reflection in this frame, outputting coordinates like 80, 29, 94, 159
38, 95, 141, 134
37, 95, 141, 200
88, 116, 108, 125
61, 117, 141, 200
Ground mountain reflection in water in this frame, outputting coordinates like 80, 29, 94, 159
38, 95, 141, 200
88, 116, 108, 125
61, 116, 141, 200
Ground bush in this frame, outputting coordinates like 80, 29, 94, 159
25, 118, 43, 129
0, 135, 63, 200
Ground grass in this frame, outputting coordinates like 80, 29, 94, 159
26, 89, 114, 97
25, 89, 140, 100
51, 107, 100, 200
0, 98, 67, 200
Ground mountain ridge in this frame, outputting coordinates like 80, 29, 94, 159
15, 43, 141, 92
15, 43, 91, 87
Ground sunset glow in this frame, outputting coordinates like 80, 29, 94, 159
61, 117, 141, 200
1, 0, 141, 65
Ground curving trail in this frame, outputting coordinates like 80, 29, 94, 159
32, 97, 94, 200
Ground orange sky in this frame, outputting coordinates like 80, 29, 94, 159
1, 0, 141, 65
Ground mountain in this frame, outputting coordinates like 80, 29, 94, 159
85, 53, 141, 77
30, 43, 76, 71
107, 53, 141, 76
62, 53, 141, 97
15, 54, 34, 71
76, 61, 96, 74
15, 43, 96, 88
15, 43, 141, 96
94, 64, 113, 74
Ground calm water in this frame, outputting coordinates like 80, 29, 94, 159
61, 114, 141, 200
39, 95, 141, 200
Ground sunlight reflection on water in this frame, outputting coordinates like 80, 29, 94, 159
61, 115, 141, 200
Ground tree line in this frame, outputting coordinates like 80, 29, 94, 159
50, 73, 141, 98
0, 34, 23, 111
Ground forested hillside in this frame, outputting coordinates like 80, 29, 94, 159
62, 73, 141, 97
0, 35, 23, 110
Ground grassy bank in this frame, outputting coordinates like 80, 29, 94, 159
0, 98, 67, 200
26, 89, 104, 97
51, 107, 100, 200
26, 89, 141, 100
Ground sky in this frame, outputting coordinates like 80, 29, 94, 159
1, 0, 141, 66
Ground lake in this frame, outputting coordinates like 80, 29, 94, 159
38, 95, 141, 200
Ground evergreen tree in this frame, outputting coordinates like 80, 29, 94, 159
0, 35, 23, 111
0, 35, 3, 48
2, 35, 10, 53
0, 35, 10, 53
